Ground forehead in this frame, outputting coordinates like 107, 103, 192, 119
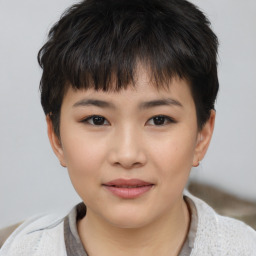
62, 71, 195, 112
61, 62, 195, 111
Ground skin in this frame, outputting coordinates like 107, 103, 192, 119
47, 67, 215, 256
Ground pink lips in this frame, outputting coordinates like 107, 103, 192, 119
103, 179, 154, 199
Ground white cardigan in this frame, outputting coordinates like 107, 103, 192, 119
1, 193, 256, 256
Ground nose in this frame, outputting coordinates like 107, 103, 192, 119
108, 126, 147, 169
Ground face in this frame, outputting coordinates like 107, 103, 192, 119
48, 67, 215, 229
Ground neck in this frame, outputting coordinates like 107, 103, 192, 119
78, 198, 190, 256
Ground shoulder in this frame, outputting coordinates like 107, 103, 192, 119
0, 213, 67, 256
185, 191, 256, 255
217, 214, 256, 254
0, 222, 22, 249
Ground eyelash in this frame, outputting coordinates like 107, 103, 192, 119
82, 115, 110, 126
147, 115, 176, 126
81, 115, 176, 126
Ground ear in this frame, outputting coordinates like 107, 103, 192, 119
193, 110, 215, 166
46, 115, 67, 167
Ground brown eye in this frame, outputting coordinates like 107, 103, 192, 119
153, 116, 166, 125
83, 115, 109, 125
147, 115, 176, 126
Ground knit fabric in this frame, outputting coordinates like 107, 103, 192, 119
1, 193, 255, 256
187, 194, 256, 256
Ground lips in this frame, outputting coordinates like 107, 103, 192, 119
103, 179, 154, 199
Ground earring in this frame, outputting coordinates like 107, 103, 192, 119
60, 162, 67, 168
192, 159, 200, 167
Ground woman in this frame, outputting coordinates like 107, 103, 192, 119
1, 0, 255, 255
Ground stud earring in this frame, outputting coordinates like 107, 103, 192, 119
192, 159, 200, 167
60, 162, 67, 168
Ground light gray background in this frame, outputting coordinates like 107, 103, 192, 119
0, 0, 255, 228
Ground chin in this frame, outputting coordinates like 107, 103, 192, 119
109, 218, 151, 229
102, 207, 154, 229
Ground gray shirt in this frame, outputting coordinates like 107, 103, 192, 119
64, 196, 197, 256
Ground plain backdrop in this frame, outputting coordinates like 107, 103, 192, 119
0, 0, 255, 228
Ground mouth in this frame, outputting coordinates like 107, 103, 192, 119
103, 179, 154, 199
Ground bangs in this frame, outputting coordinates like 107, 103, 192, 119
47, 18, 193, 93
39, 0, 216, 95
63, 39, 187, 93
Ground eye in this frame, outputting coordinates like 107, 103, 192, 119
82, 115, 109, 126
146, 115, 176, 126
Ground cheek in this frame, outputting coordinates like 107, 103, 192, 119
61, 132, 108, 186
149, 129, 196, 179
62, 135, 108, 204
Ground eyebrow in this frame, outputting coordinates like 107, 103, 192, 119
139, 98, 183, 109
73, 98, 183, 109
73, 99, 115, 109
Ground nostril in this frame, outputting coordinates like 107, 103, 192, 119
113, 161, 143, 169
132, 162, 143, 168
